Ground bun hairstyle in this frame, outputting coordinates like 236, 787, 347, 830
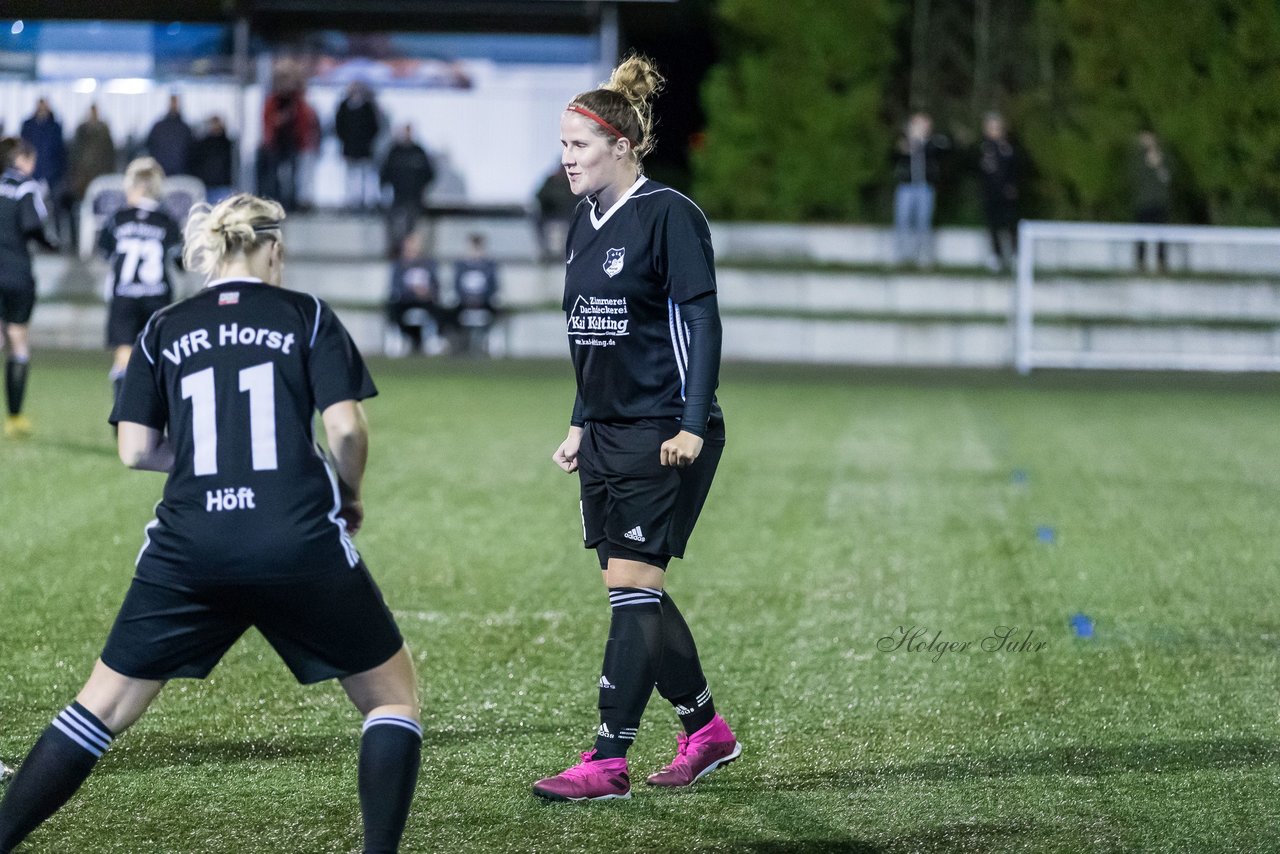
183, 193, 286, 276
568, 54, 665, 163
124, 156, 166, 200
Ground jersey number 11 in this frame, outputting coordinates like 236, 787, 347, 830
181, 363, 278, 476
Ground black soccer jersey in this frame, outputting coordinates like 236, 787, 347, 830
97, 201, 184, 300
563, 177, 721, 428
111, 277, 378, 584
0, 167, 54, 287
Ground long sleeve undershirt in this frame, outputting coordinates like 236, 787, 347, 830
673, 291, 721, 437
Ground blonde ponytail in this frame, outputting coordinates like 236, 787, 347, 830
568, 54, 666, 163
183, 193, 285, 276
124, 157, 165, 200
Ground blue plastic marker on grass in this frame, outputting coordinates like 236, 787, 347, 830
1070, 613, 1094, 638
1035, 525, 1056, 544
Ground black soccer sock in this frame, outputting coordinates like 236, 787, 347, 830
593, 587, 664, 760
0, 703, 113, 853
358, 714, 422, 854
5, 357, 29, 417
657, 591, 717, 734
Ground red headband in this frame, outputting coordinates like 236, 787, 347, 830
567, 104, 630, 143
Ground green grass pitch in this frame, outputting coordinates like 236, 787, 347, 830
1, 351, 1278, 853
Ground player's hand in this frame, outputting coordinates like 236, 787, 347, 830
553, 426, 584, 473
339, 498, 364, 536
661, 430, 703, 468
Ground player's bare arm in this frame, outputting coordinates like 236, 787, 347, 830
322, 399, 369, 535
117, 421, 175, 472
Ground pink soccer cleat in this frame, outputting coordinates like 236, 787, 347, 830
532, 750, 631, 802
646, 714, 742, 787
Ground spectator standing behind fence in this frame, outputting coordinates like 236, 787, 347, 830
146, 95, 193, 178
69, 105, 117, 246
387, 230, 449, 356
380, 125, 435, 258
1131, 131, 1172, 273
261, 75, 319, 212
20, 99, 67, 245
336, 82, 382, 211
453, 233, 499, 356
20, 99, 66, 194
977, 112, 1018, 273
189, 115, 235, 204
892, 112, 946, 268
534, 164, 577, 263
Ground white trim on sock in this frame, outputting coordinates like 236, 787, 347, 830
362, 715, 423, 739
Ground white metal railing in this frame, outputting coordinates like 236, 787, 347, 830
1014, 220, 1280, 374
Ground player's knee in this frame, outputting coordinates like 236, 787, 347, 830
607, 543, 670, 571
343, 645, 419, 717
76, 680, 161, 734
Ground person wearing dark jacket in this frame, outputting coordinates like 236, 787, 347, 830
0, 138, 58, 438
69, 104, 116, 204
534, 165, 577, 262
1131, 131, 1172, 272
977, 112, 1018, 272
20, 99, 68, 246
387, 230, 449, 355
452, 232, 501, 356
380, 125, 434, 258
19, 99, 66, 192
146, 95, 193, 178
336, 82, 382, 210
189, 115, 235, 204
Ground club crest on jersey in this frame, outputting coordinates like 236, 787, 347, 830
603, 247, 625, 278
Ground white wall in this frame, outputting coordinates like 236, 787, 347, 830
0, 62, 593, 207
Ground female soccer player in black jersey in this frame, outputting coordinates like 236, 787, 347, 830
0, 194, 421, 854
97, 157, 183, 416
532, 56, 741, 802
0, 137, 57, 438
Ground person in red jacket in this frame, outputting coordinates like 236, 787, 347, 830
259, 71, 319, 212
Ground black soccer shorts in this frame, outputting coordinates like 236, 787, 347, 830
0, 281, 36, 325
106, 296, 168, 348
577, 417, 725, 566
100, 562, 404, 684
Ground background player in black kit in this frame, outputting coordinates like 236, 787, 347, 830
0, 137, 57, 439
532, 56, 741, 802
0, 194, 421, 854
97, 157, 183, 415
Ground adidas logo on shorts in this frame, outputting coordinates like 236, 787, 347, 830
623, 526, 645, 543
599, 675, 615, 689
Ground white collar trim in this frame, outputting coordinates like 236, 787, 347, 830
205, 276, 265, 288
589, 175, 648, 230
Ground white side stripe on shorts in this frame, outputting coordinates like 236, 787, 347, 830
363, 714, 423, 739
